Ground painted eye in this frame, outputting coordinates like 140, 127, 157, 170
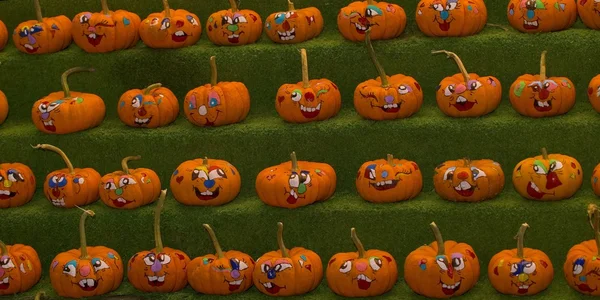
237, 260, 248, 271
289, 174, 300, 188
470, 81, 482, 90
235, 16, 248, 23
446, 1, 458, 10
369, 257, 382, 271
543, 82, 551, 89
291, 92, 302, 102
48, 102, 61, 111
471, 167, 487, 180
119, 177, 137, 187
432, 4, 444, 11
0, 258, 14, 269
444, 167, 456, 181
339, 261, 352, 273
523, 262, 536, 274
366, 8, 380, 17
222, 16, 233, 25
533, 165, 546, 175
63, 264, 76, 277
573, 263, 584, 275
452, 257, 465, 271
160, 18, 171, 30
300, 172, 311, 184
92, 259, 109, 272
7, 170, 24, 182
150, 17, 160, 26
510, 263, 518, 274
104, 182, 116, 190
444, 85, 455, 96
398, 85, 410, 95
275, 263, 292, 272
79, 14, 89, 23
368, 168, 376, 180
187, 15, 199, 26
208, 168, 226, 180
192, 169, 208, 181
143, 254, 156, 266
132, 95, 142, 108
209, 97, 220, 107
261, 264, 270, 273
531, 85, 540, 92
285, 12, 292, 18
550, 161, 563, 171
436, 257, 448, 271
158, 254, 171, 265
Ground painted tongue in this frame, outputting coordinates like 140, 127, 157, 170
0, 281, 8, 290
172, 33, 188, 43
578, 283, 596, 292
0, 192, 16, 200
112, 198, 132, 208
266, 283, 282, 294
301, 108, 320, 119
518, 287, 529, 294
229, 283, 241, 291
526, 182, 545, 199
453, 100, 476, 111
456, 188, 475, 197
87, 34, 103, 46
442, 285, 456, 295
358, 279, 371, 290
44, 123, 57, 132
439, 21, 450, 31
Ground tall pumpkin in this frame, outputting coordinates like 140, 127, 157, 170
337, 0, 406, 41
356, 154, 422, 203
564, 204, 600, 295
206, 0, 263, 46
0, 162, 36, 208
265, 0, 323, 44
507, 0, 576, 33
416, 0, 487, 37
0, 241, 42, 295
139, 0, 202, 49
0, 20, 6, 51
100, 156, 161, 209
578, 0, 600, 29
588, 75, 600, 113
276, 49, 341, 123
0, 90, 7, 126
118, 83, 179, 128
12, 0, 72, 54
434, 158, 505, 202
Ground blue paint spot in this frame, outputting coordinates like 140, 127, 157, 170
51, 24, 59, 30
119, 101, 125, 108
527, 10, 535, 19
381, 171, 388, 178
267, 268, 277, 279
266, 22, 271, 30
300, 255, 307, 261
108, 252, 115, 259
173, 169, 179, 176
209, 98, 219, 107
204, 180, 215, 189
420, 264, 426, 270
440, 11, 449, 21
123, 17, 131, 26
467, 5, 472, 11
509, 9, 514, 16
366, 5, 383, 15
560, 3, 565, 10
275, 14, 286, 25
595, 177, 598, 184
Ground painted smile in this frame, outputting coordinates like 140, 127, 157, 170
111, 197, 134, 208
0, 277, 9, 290
224, 31, 245, 43
454, 181, 475, 197
172, 31, 189, 42
147, 275, 166, 287
526, 181, 549, 199
227, 278, 244, 291
452, 96, 477, 111
277, 28, 296, 41
78, 278, 98, 291
22, 43, 40, 53
371, 180, 399, 191
286, 189, 305, 204
577, 282, 597, 293
42, 119, 56, 132
134, 117, 152, 126
356, 274, 373, 290
533, 99, 552, 112
51, 198, 66, 207
86, 33, 104, 46
300, 103, 321, 118
441, 280, 461, 295
378, 102, 401, 113
518, 284, 531, 294
194, 187, 220, 201
261, 281, 284, 294
523, 18, 539, 30
0, 190, 17, 200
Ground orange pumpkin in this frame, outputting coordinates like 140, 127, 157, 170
184, 56, 250, 127
33, 144, 101, 208
0, 241, 42, 295
509, 51, 576, 118
404, 222, 480, 298
434, 158, 505, 202
253, 222, 323, 296
564, 204, 600, 295
588, 74, 600, 113
139, 0, 202, 49
118, 83, 179, 128
578, 0, 600, 29
188, 224, 255, 295
31, 67, 105, 134
0, 90, 7, 126
488, 223, 554, 295
592, 163, 600, 196
0, 162, 36, 208
356, 154, 422, 203
276, 49, 341, 123
12, 0, 72, 54
50, 209, 123, 298
99, 156, 161, 209
432, 50, 501, 117
338, 0, 406, 41
0, 20, 6, 51
206, 0, 263, 46
265, 0, 323, 44
508, 0, 577, 33
416, 0, 487, 37
513, 148, 582, 201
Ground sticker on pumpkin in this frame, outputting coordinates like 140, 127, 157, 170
507, 0, 576, 32
416, 0, 488, 37
356, 154, 422, 203
0, 163, 36, 209
139, 0, 202, 49
0, 241, 41, 295
337, 0, 406, 41
265, 0, 323, 44
206, 0, 262, 46
564, 204, 600, 295
434, 158, 505, 202
100, 156, 161, 209
118, 83, 179, 128
12, 0, 72, 54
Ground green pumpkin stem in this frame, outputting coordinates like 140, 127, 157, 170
78, 208, 95, 259
203, 224, 225, 258
541, 148, 549, 160
61, 67, 95, 98
351, 228, 366, 258
229, 0, 239, 12
162, 0, 171, 18
300, 49, 310, 88
290, 151, 298, 173
34, 0, 43, 22
121, 155, 141, 175
210, 56, 218, 86
34, 291, 46, 300
515, 223, 529, 259
277, 222, 290, 258
288, 0, 295, 11
430, 222, 445, 255
32, 144, 75, 174
154, 190, 167, 253
0, 240, 7, 256
101, 0, 110, 15
540, 51, 547, 81
387, 154, 395, 167
143, 83, 162, 95
365, 29, 389, 88
431, 50, 470, 82
588, 204, 600, 255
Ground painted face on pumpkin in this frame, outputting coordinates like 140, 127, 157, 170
432, 254, 468, 296
570, 257, 600, 294
205, 257, 251, 291
268, 11, 317, 41
277, 84, 334, 120
525, 79, 560, 112
135, 252, 175, 287
427, 0, 460, 32
0, 255, 16, 290
334, 255, 392, 290
439, 78, 496, 112
0, 169, 26, 201
35, 99, 63, 132
256, 255, 314, 295
53, 258, 113, 292
363, 164, 413, 191
515, 159, 565, 199
358, 83, 415, 114
441, 166, 487, 198
212, 12, 255, 44
74, 13, 117, 47
15, 24, 47, 53
186, 91, 222, 126
340, 5, 384, 35
146, 15, 200, 43
101, 176, 144, 208
507, 260, 539, 294
45, 173, 86, 207
189, 165, 228, 202
120, 93, 164, 127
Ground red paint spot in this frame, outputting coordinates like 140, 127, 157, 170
208, 25, 213, 32
176, 20, 184, 28
305, 92, 315, 102
510, 3, 515, 9
589, 87, 594, 95
420, 3, 426, 7
412, 162, 419, 170
494, 266, 499, 275
176, 176, 184, 184
581, 0, 588, 4
466, 249, 476, 259
328, 258, 337, 266
250, 14, 257, 22
572, 162, 577, 168
383, 255, 392, 263
176, 253, 186, 260
278, 96, 285, 104
332, 82, 338, 90
305, 264, 312, 271
414, 82, 421, 91
540, 260, 548, 268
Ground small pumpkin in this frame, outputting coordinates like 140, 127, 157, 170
0, 90, 7, 126
488, 223, 554, 295
170, 157, 241, 206
507, 0, 576, 33
253, 222, 323, 296
0, 162, 36, 208
0, 20, 6, 51
404, 222, 480, 298
432, 50, 501, 117
118, 83, 179, 128
12, 0, 72, 54
327, 228, 397, 297
356, 154, 422, 203
513, 148, 582, 201
416, 0, 487, 37
31, 67, 105, 134
509, 51, 576, 118
338, 0, 406, 42
434, 158, 505, 202
265, 0, 323, 44
188, 224, 255, 295
564, 204, 600, 295
128, 190, 191, 292
139, 0, 201, 49
100, 156, 160, 209
33, 143, 101, 208
276, 49, 341, 123
587, 74, 600, 113
354, 30, 422, 120
184, 56, 250, 127
256, 152, 337, 209
578, 0, 600, 29
50, 209, 123, 298
206, 0, 263, 46
592, 162, 600, 196
0, 240, 42, 295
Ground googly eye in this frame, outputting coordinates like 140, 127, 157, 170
452, 257, 465, 271
398, 85, 410, 95
132, 95, 142, 108
79, 14, 89, 24
143, 254, 155, 266
104, 182, 116, 190
471, 167, 486, 180
208, 168, 226, 180
436, 257, 448, 271
444, 167, 456, 181
62, 264, 76, 277
524, 262, 536, 274
432, 4, 444, 11
470, 81, 483, 90
192, 169, 208, 181
92, 259, 109, 272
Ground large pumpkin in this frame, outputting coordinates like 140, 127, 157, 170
0, 20, 6, 51
139, 0, 202, 49
206, 0, 263, 46
432, 50, 501, 117
0, 90, 7, 126
184, 56, 250, 127
0, 162, 36, 208
587, 74, 600, 113
100, 156, 160, 209
404, 222, 480, 298
509, 51, 576, 118
434, 158, 505, 202
128, 190, 191, 292
416, 0, 487, 37
31, 67, 105, 134
354, 30, 422, 120
327, 228, 397, 297
356, 154, 422, 203
338, 0, 406, 41
564, 204, 600, 295
265, 0, 323, 44
170, 157, 241, 206
33, 144, 101, 208
256, 152, 337, 209
0, 241, 42, 295
276, 49, 341, 123
253, 222, 323, 296
578, 0, 600, 29
508, 0, 577, 33
188, 224, 255, 295
513, 148, 582, 201
118, 83, 179, 128
50, 209, 123, 298
12, 0, 72, 54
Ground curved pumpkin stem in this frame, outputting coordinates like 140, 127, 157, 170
365, 29, 389, 88
61, 67, 95, 98
387, 154, 395, 167
203, 224, 225, 258
540, 51, 547, 81
34, 291, 46, 300
430, 222, 445, 255
351, 228, 366, 258
541, 148, 549, 160
277, 222, 290, 258
162, 0, 171, 18
101, 0, 110, 15
34, 0, 43, 22
300, 49, 310, 89
143, 83, 162, 95
432, 50, 470, 82
210, 56, 218, 86
290, 152, 298, 173
288, 0, 295, 11
121, 155, 141, 175
78, 208, 95, 259
515, 223, 529, 259
154, 190, 167, 253
32, 144, 75, 174
0, 240, 7, 256
229, 0, 239, 12
588, 204, 600, 255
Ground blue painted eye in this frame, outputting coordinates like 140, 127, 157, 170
275, 14, 286, 24
30, 25, 43, 34
209, 98, 219, 107
19, 28, 29, 38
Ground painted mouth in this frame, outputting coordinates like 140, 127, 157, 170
533, 99, 552, 112
452, 96, 477, 111
518, 284, 530, 294
0, 277, 9, 290
379, 103, 401, 113
172, 31, 189, 42
194, 187, 220, 201
286, 189, 303, 204
356, 274, 373, 290
523, 19, 539, 30
371, 180, 399, 191
277, 28, 296, 41
227, 279, 244, 291
111, 197, 134, 208
51, 198, 66, 207
300, 103, 321, 118
42, 120, 56, 132
577, 282, 597, 292
353, 22, 370, 34
441, 280, 461, 295
262, 281, 284, 294
134, 117, 152, 126
526, 181, 547, 199
86, 33, 104, 46
226, 31, 244, 43
147, 275, 166, 287
454, 181, 475, 197
23, 43, 40, 53
0, 190, 17, 200
438, 20, 451, 31
78, 278, 97, 291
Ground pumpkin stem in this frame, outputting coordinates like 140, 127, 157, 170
277, 222, 290, 258
515, 223, 529, 259
121, 155, 141, 175
463, 158, 471, 167
101, 0, 110, 15
365, 29, 389, 88
387, 154, 395, 167
143, 83, 162, 95
351, 228, 367, 258
34, 291, 46, 300
203, 224, 225, 258
78, 208, 95, 259
300, 49, 310, 89
588, 204, 600, 255
367, 0, 375, 4
162, 0, 171, 18
430, 222, 445, 255
32, 144, 75, 174
432, 50, 470, 82
540, 50, 547, 81
34, 0, 43, 22
290, 151, 298, 173
541, 148, 548, 160
154, 190, 167, 253
229, 0, 239, 12
288, 0, 295, 11
210, 56, 218, 86
61, 67, 95, 98
0, 240, 7, 256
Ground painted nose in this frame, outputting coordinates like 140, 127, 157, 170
526, 9, 535, 19
283, 20, 291, 31
305, 92, 315, 102
457, 171, 469, 180
151, 260, 162, 273
52, 188, 61, 197
41, 113, 50, 120
27, 34, 37, 45
204, 180, 215, 189
518, 273, 529, 282
580, 276, 587, 282
138, 106, 147, 116
455, 84, 467, 94
227, 24, 239, 32
231, 269, 240, 279
176, 20, 184, 28
88, 26, 96, 32
538, 88, 550, 100
80, 265, 91, 277
440, 10, 449, 21
385, 95, 394, 104
267, 268, 277, 280
546, 172, 562, 190
356, 262, 367, 272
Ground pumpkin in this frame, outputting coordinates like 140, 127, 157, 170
578, 0, 600, 29
265, 0, 323, 44
276, 49, 341, 123
71, 0, 141, 53
416, 0, 487, 37
432, 50, 502, 117
50, 209, 123, 298
188, 224, 255, 295
587, 75, 600, 113
253, 222, 323, 296
256, 152, 337, 209
509, 51, 576, 118
118, 83, 179, 128
0, 90, 7, 126
564, 204, 600, 295
404, 222, 480, 298
33, 144, 101, 208
592, 163, 600, 196
128, 190, 191, 292
356, 154, 422, 203
338, 0, 406, 42
99, 155, 161, 209
488, 223, 554, 295
170, 157, 241, 206
184, 56, 250, 127
508, 0, 577, 33
0, 240, 42, 295
513, 148, 582, 201
31, 67, 105, 134
0, 20, 6, 51
0, 162, 36, 208
206, 0, 263, 46
354, 29, 422, 120
12, 0, 72, 54
139, 0, 201, 49
327, 228, 397, 297
434, 158, 505, 202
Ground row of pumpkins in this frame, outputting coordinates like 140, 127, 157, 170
4, 200, 600, 298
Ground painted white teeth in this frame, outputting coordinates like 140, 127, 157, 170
290, 189, 298, 199
200, 190, 213, 196
24, 44, 33, 49
530, 181, 541, 192
135, 118, 150, 124
51, 198, 65, 207
88, 33, 97, 39
117, 197, 127, 203
354, 23, 367, 31
87, 279, 95, 287
148, 276, 157, 281
230, 279, 243, 285
460, 181, 472, 190
174, 31, 185, 36
228, 34, 240, 38
523, 20, 539, 26
157, 276, 165, 282
20, 263, 26, 273
43, 120, 54, 126
300, 104, 321, 112
0, 190, 9, 195
262, 282, 273, 288
457, 96, 467, 103
356, 274, 372, 282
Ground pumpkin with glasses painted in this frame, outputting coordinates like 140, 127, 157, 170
434, 158, 504, 202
